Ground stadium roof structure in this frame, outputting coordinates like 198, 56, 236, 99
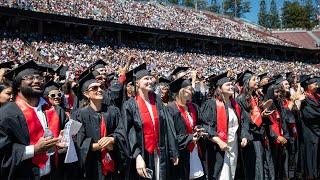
272, 29, 320, 50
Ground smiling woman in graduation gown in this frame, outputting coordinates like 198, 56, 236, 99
236, 71, 275, 179
75, 73, 128, 180
201, 72, 249, 180
121, 69, 179, 180
167, 77, 205, 180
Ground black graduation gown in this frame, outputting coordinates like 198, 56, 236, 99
267, 104, 290, 179
167, 102, 205, 180
200, 99, 249, 180
121, 94, 179, 180
76, 105, 128, 180
236, 95, 275, 180
0, 102, 68, 180
300, 96, 320, 178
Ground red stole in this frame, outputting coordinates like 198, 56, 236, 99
306, 90, 320, 105
136, 93, 160, 154
216, 98, 241, 143
175, 102, 197, 152
100, 115, 115, 176
15, 96, 60, 168
250, 97, 263, 127
269, 110, 283, 144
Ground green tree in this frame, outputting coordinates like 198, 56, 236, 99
282, 1, 316, 29
197, 0, 208, 10
223, 0, 251, 18
184, 0, 195, 8
207, 0, 220, 13
168, 0, 179, 5
269, 0, 281, 28
258, 0, 268, 27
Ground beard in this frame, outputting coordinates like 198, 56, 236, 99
20, 86, 44, 98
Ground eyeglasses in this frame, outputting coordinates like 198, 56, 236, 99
87, 85, 103, 92
22, 75, 45, 82
48, 93, 62, 98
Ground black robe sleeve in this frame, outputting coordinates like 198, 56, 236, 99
200, 99, 217, 138
121, 100, 142, 159
301, 97, 320, 137
167, 103, 193, 150
0, 103, 36, 180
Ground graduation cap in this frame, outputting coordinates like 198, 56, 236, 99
169, 77, 192, 93
208, 72, 229, 88
57, 65, 68, 79
4, 60, 47, 82
73, 72, 97, 101
235, 70, 254, 86
170, 66, 189, 79
44, 80, 61, 96
109, 79, 123, 92
78, 60, 107, 80
258, 72, 268, 80
38, 63, 60, 74
262, 80, 276, 95
205, 73, 217, 81
125, 63, 147, 83
300, 75, 318, 88
0, 61, 14, 69
159, 76, 171, 84
92, 60, 107, 70
274, 75, 287, 85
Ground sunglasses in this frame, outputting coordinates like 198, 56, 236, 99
48, 93, 62, 98
87, 85, 103, 92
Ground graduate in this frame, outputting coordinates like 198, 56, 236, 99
0, 60, 68, 179
263, 80, 290, 179
121, 68, 179, 180
167, 77, 205, 180
236, 70, 275, 179
201, 72, 249, 180
155, 76, 171, 106
0, 80, 13, 107
75, 72, 128, 180
299, 75, 320, 179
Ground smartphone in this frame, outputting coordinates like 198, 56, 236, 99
145, 168, 153, 179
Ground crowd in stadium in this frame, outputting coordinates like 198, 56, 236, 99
1, 0, 293, 46
0, 30, 319, 80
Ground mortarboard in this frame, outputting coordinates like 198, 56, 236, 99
44, 80, 61, 96
0, 61, 15, 69
258, 72, 268, 80
125, 63, 147, 83
78, 60, 107, 80
235, 70, 254, 86
208, 72, 229, 88
169, 77, 192, 93
4, 60, 47, 81
159, 76, 171, 84
170, 66, 189, 77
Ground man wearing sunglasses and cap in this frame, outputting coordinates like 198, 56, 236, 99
0, 60, 68, 180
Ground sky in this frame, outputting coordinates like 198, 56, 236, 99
214, 0, 319, 24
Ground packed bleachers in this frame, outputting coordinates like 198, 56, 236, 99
1, 30, 318, 80
0, 0, 294, 47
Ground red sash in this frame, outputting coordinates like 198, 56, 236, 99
250, 97, 262, 127
306, 90, 320, 105
136, 94, 159, 154
282, 99, 298, 138
15, 96, 60, 168
175, 102, 197, 152
216, 98, 241, 143
269, 110, 282, 144
65, 93, 74, 109
100, 115, 115, 176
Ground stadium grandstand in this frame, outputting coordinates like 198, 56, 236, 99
0, 0, 319, 79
